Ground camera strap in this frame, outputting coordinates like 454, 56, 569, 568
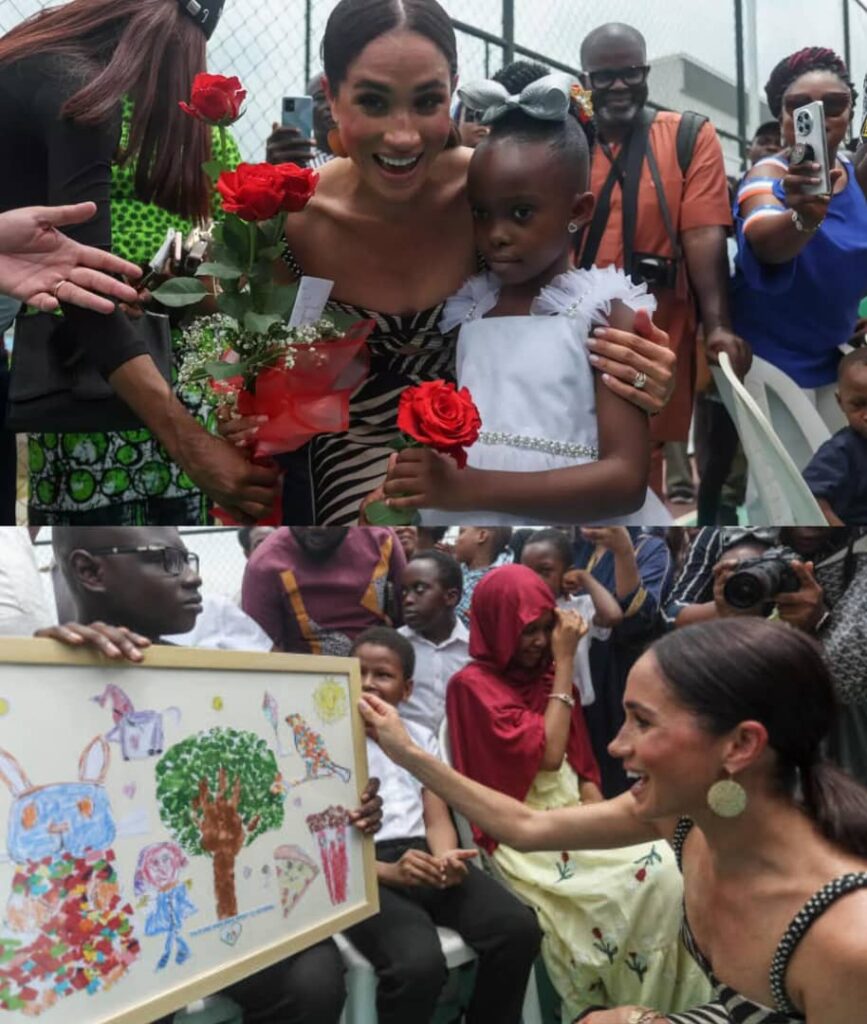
577, 146, 626, 269
644, 141, 682, 260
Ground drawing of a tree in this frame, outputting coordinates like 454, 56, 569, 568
156, 728, 284, 920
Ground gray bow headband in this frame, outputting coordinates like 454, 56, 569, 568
458, 72, 576, 125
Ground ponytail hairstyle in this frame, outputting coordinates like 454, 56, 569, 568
0, 0, 212, 221
652, 617, 867, 859
765, 46, 857, 120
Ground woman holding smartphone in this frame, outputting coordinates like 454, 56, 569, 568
0, 0, 278, 523
730, 47, 867, 468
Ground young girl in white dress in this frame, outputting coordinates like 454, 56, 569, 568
381, 73, 670, 526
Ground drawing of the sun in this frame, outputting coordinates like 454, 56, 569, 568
313, 678, 347, 724
0, 698, 8, 716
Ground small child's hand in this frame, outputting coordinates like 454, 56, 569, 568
393, 848, 446, 887
439, 849, 478, 887
382, 448, 464, 510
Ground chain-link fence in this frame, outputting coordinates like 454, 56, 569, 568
0, 0, 865, 164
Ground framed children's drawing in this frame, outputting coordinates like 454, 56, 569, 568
0, 639, 377, 1023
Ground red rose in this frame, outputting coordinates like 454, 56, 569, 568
179, 73, 246, 126
397, 380, 481, 468
217, 162, 319, 221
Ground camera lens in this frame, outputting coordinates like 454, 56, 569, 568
723, 571, 766, 609
796, 110, 813, 134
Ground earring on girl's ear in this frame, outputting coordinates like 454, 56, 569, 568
567, 222, 579, 234
327, 126, 348, 158
707, 772, 747, 818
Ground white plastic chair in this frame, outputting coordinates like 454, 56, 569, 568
740, 355, 836, 471
711, 353, 827, 525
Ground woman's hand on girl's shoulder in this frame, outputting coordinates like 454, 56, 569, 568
588, 309, 675, 415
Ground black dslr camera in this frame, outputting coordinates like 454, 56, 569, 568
630, 252, 679, 290
722, 546, 801, 610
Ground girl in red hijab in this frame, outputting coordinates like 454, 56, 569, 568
445, 564, 709, 1020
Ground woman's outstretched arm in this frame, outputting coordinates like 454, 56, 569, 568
359, 692, 660, 853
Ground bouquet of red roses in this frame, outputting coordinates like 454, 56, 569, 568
152, 73, 372, 524
365, 380, 482, 525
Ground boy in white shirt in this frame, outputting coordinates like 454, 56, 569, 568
398, 550, 470, 734
347, 627, 540, 1024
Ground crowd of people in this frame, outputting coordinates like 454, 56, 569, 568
1, 522, 865, 1022
0, 0, 864, 525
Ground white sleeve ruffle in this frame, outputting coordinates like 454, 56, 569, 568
438, 271, 501, 333
531, 266, 657, 335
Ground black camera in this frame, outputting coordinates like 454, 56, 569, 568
630, 253, 678, 290
722, 546, 801, 610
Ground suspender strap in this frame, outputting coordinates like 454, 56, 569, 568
620, 106, 655, 273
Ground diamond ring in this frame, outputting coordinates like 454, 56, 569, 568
632, 370, 648, 390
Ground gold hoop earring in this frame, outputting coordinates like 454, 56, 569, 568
707, 774, 747, 818
327, 126, 347, 159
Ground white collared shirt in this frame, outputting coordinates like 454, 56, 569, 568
366, 719, 440, 843
558, 594, 610, 706
398, 619, 471, 734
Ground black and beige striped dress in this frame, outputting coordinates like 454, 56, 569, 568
282, 245, 457, 525
665, 817, 867, 1024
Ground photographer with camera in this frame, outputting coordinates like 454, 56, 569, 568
577, 23, 751, 502
731, 48, 867, 474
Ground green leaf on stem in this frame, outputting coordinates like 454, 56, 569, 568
244, 312, 283, 334
222, 214, 252, 261
150, 278, 208, 308
216, 291, 247, 321
364, 500, 420, 527
257, 244, 286, 261
195, 261, 244, 279
257, 217, 285, 247
259, 283, 299, 315
202, 159, 224, 184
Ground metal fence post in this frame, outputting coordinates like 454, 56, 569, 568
843, 0, 852, 77
304, 0, 312, 90
733, 0, 748, 169
502, 0, 515, 66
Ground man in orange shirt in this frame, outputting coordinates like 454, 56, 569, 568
578, 23, 751, 497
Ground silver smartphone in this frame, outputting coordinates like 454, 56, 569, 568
281, 95, 314, 139
792, 100, 831, 195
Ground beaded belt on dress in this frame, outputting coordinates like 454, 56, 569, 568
476, 431, 598, 460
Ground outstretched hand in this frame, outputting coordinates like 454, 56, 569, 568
0, 204, 142, 313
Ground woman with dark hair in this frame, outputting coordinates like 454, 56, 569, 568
0, 0, 277, 522
731, 46, 867, 471
442, 565, 709, 1021
222, 0, 677, 525
362, 615, 867, 1023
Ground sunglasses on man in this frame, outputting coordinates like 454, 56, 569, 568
783, 93, 851, 118
585, 65, 650, 91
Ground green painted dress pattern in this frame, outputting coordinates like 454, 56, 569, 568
28, 100, 240, 524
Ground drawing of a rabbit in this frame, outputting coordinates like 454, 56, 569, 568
0, 738, 140, 1016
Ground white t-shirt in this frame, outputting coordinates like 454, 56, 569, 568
398, 620, 470, 734
558, 593, 611, 706
365, 719, 440, 843
0, 528, 53, 636
165, 594, 273, 651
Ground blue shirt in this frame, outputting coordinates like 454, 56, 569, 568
802, 427, 867, 524
731, 156, 867, 387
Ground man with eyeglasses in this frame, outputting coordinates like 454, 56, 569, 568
38, 525, 383, 1024
577, 23, 751, 503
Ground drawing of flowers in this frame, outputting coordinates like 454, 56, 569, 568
625, 951, 648, 983
555, 851, 575, 882
591, 927, 618, 964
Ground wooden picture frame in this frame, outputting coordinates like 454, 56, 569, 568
0, 639, 378, 1024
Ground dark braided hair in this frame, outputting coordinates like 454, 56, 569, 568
764, 46, 857, 120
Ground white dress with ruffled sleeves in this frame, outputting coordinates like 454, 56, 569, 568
420, 266, 670, 526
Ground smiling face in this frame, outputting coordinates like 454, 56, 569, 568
780, 70, 852, 152
326, 28, 454, 202
468, 136, 593, 288
356, 642, 412, 707
581, 29, 649, 134
510, 609, 555, 675
608, 652, 727, 820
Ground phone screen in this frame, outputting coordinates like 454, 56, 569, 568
282, 96, 314, 139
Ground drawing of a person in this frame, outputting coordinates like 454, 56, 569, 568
134, 842, 197, 970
